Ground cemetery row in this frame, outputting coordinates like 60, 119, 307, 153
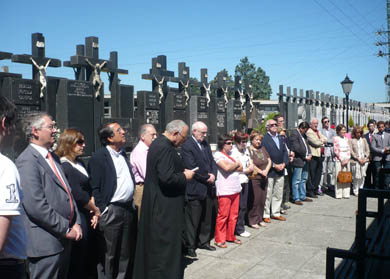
1, 33, 389, 158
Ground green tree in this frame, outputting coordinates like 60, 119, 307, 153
253, 112, 279, 135
348, 116, 354, 128
235, 57, 272, 100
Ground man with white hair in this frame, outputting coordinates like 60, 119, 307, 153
306, 118, 328, 197
261, 119, 289, 223
181, 121, 218, 258
133, 120, 195, 279
130, 124, 157, 220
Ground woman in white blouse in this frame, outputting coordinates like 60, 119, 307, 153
349, 126, 370, 196
333, 124, 351, 199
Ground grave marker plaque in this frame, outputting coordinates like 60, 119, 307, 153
137, 91, 161, 132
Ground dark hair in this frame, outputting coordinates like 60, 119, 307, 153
217, 134, 232, 150
99, 122, 115, 146
351, 126, 363, 139
321, 117, 329, 124
377, 121, 385, 127
367, 119, 376, 126
336, 124, 346, 135
298, 121, 310, 129
0, 96, 17, 128
233, 131, 247, 144
273, 114, 284, 122
55, 128, 85, 160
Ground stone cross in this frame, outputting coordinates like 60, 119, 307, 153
234, 76, 245, 109
168, 62, 195, 107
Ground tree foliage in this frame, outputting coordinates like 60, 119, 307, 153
234, 57, 272, 100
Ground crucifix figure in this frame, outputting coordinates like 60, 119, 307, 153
180, 80, 190, 107
237, 88, 245, 110
154, 75, 165, 104
248, 91, 254, 112
85, 58, 107, 98
222, 87, 229, 108
30, 57, 51, 98
202, 83, 211, 107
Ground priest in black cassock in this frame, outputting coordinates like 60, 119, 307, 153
133, 120, 195, 279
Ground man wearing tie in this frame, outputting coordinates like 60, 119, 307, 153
16, 112, 82, 279
371, 121, 390, 189
364, 119, 376, 188
181, 121, 218, 258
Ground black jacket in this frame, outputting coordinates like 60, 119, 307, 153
262, 132, 289, 177
88, 146, 136, 212
181, 137, 218, 200
290, 129, 311, 168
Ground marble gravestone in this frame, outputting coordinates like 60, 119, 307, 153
227, 76, 244, 132
209, 70, 228, 143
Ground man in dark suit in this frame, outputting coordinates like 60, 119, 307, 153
371, 121, 390, 189
16, 112, 82, 279
88, 122, 137, 279
181, 121, 218, 258
364, 119, 376, 188
133, 120, 195, 279
261, 119, 289, 222
289, 122, 312, 205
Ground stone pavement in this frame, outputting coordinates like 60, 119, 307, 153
183, 193, 378, 279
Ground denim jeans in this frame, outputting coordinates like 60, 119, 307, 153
292, 163, 309, 201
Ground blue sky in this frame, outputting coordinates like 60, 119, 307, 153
0, 0, 387, 103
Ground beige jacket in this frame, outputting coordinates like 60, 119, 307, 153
349, 138, 370, 161
306, 128, 328, 157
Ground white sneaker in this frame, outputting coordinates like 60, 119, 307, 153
239, 231, 251, 238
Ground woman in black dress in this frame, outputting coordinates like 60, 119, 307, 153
55, 128, 100, 279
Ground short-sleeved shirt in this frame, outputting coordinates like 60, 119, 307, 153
213, 151, 241, 196
0, 152, 27, 259
249, 146, 270, 181
231, 146, 251, 184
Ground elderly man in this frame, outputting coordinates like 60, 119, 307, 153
0, 96, 27, 279
306, 118, 328, 197
130, 124, 157, 220
261, 119, 289, 223
181, 121, 218, 258
364, 119, 376, 188
16, 112, 82, 279
133, 120, 195, 279
88, 122, 137, 279
371, 121, 390, 189
320, 117, 336, 191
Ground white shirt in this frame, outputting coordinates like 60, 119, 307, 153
231, 145, 250, 184
0, 152, 27, 259
60, 157, 89, 178
106, 146, 134, 204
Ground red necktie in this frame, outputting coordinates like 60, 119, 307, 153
47, 152, 74, 224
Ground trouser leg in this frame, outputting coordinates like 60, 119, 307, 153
235, 183, 248, 235
184, 199, 202, 249
271, 176, 284, 217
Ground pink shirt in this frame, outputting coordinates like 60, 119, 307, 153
214, 151, 241, 196
130, 140, 149, 184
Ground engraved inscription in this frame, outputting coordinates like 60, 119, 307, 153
217, 114, 225, 128
12, 80, 39, 105
68, 81, 92, 97
174, 94, 186, 110
17, 83, 33, 101
198, 112, 208, 119
146, 110, 159, 124
216, 99, 225, 113
234, 113, 242, 121
146, 93, 159, 109
16, 105, 40, 119
198, 97, 208, 112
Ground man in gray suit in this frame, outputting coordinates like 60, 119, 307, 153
16, 112, 82, 279
320, 117, 336, 191
371, 120, 390, 189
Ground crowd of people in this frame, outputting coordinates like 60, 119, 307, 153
1, 94, 389, 279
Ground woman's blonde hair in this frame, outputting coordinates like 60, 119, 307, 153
55, 128, 84, 161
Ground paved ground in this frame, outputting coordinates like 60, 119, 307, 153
183, 193, 378, 279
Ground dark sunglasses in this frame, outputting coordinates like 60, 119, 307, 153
323, 120, 329, 123
269, 123, 278, 127
76, 139, 85, 145
225, 142, 233, 145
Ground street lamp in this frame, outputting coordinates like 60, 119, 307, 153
341, 74, 354, 132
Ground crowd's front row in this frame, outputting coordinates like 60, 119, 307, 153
0, 95, 386, 279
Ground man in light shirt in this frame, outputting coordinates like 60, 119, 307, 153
0, 96, 27, 279
130, 124, 157, 220
88, 122, 137, 279
16, 112, 82, 279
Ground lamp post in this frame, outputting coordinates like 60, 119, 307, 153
341, 74, 354, 132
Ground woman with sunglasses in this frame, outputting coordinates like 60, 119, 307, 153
231, 131, 254, 238
213, 135, 243, 248
55, 128, 101, 279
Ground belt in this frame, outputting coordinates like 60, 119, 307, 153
0, 258, 25, 265
109, 201, 133, 209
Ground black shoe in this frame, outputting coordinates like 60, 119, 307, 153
186, 248, 197, 258
306, 192, 318, 198
198, 243, 216, 251
315, 191, 324, 196
282, 204, 291, 210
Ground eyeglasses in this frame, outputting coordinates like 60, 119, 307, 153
225, 142, 233, 145
269, 123, 277, 127
323, 120, 329, 123
41, 124, 57, 131
76, 139, 85, 145
240, 141, 247, 144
